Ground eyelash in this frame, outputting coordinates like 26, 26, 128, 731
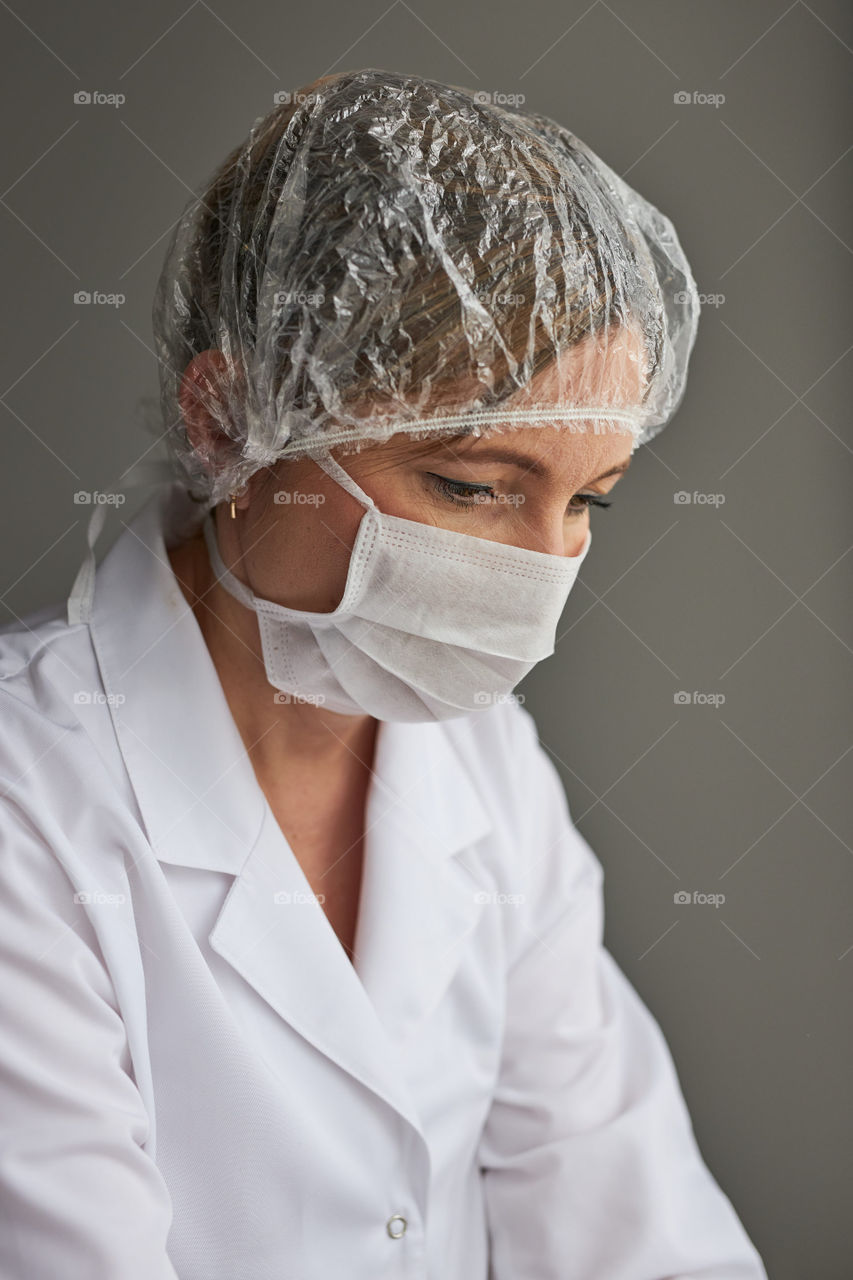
427, 474, 613, 515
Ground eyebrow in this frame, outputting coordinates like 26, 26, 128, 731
431, 445, 632, 484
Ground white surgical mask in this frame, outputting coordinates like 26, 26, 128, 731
201, 451, 592, 722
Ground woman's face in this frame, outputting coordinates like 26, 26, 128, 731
224, 326, 644, 614
231, 426, 630, 613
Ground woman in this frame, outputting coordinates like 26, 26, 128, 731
0, 69, 768, 1278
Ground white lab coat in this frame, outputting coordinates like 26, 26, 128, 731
0, 479, 768, 1280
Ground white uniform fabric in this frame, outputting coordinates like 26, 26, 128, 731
0, 480, 768, 1279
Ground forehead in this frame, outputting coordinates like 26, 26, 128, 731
344, 322, 645, 475
510, 320, 649, 410
433, 420, 635, 482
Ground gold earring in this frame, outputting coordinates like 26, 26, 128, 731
229, 492, 237, 519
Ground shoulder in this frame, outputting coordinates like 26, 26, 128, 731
0, 598, 97, 722
0, 602, 121, 823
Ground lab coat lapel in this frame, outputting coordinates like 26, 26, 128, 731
86, 482, 495, 1134
207, 715, 494, 1132
206, 794, 425, 1131
354, 716, 494, 1039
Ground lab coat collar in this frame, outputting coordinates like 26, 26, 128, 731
85, 479, 494, 878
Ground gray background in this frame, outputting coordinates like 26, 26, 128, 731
2, 2, 851, 1275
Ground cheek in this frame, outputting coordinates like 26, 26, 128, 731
303, 499, 364, 609
341, 466, 446, 530
355, 466, 427, 520
245, 494, 361, 613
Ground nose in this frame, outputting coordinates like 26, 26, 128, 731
528, 515, 589, 559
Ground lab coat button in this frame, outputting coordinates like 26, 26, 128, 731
386, 1214, 407, 1238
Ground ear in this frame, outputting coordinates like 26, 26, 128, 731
178, 349, 243, 473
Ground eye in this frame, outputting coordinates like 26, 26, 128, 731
427, 474, 496, 508
426, 474, 615, 515
567, 493, 613, 515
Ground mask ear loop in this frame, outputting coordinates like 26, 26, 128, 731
311, 449, 377, 511
201, 511, 257, 610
